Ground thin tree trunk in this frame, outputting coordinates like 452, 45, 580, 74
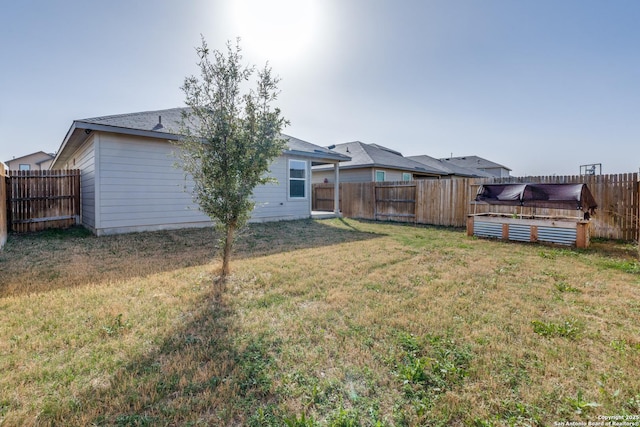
221, 222, 235, 281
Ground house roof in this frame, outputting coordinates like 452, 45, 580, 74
440, 155, 511, 172
5, 151, 54, 164
313, 141, 446, 176
52, 108, 350, 167
407, 155, 493, 178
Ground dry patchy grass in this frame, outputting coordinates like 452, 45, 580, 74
0, 219, 639, 426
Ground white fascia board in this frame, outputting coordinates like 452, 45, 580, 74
283, 149, 351, 164
75, 121, 183, 141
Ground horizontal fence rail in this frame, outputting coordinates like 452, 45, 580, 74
312, 173, 639, 241
7, 170, 81, 233
375, 183, 416, 221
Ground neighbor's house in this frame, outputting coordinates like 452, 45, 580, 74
440, 155, 511, 178
312, 141, 449, 183
407, 154, 494, 178
50, 108, 350, 236
5, 151, 55, 171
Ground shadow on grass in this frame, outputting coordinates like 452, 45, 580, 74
39, 292, 287, 425
588, 237, 638, 261
0, 218, 383, 298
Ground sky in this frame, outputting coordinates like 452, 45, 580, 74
1, 0, 639, 176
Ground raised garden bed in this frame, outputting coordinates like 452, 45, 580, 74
467, 213, 591, 248
468, 183, 597, 248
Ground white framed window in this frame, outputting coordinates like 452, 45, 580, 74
19, 164, 30, 171
402, 172, 412, 181
289, 159, 307, 198
375, 170, 386, 182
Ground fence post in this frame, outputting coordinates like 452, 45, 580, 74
0, 164, 7, 249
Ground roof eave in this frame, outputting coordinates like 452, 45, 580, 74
52, 121, 184, 168
284, 149, 351, 163
52, 118, 350, 168
366, 162, 445, 175
51, 122, 82, 168
312, 163, 445, 176
75, 121, 182, 141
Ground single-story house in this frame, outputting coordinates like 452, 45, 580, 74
50, 108, 350, 236
312, 141, 449, 183
407, 155, 494, 178
5, 151, 55, 171
440, 155, 511, 178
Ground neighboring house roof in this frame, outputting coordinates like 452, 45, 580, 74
5, 151, 54, 164
368, 143, 403, 156
407, 155, 494, 178
440, 155, 512, 172
52, 108, 350, 168
313, 141, 446, 176
36, 157, 54, 166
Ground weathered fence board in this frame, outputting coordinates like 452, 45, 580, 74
415, 178, 474, 227
477, 174, 639, 241
328, 182, 375, 219
312, 173, 639, 241
0, 164, 7, 248
7, 170, 81, 233
375, 182, 416, 221
313, 184, 338, 212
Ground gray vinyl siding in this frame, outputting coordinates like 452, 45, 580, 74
62, 135, 96, 230
250, 155, 310, 221
92, 133, 311, 234
96, 133, 211, 234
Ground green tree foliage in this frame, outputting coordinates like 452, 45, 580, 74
177, 37, 288, 285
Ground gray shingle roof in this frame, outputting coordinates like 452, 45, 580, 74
78, 107, 186, 135
283, 135, 346, 159
53, 108, 350, 166
407, 155, 493, 178
440, 155, 511, 171
315, 141, 446, 175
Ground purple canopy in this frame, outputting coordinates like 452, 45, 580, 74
476, 183, 597, 212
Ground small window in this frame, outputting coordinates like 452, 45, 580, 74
19, 164, 30, 171
375, 170, 386, 182
289, 160, 307, 198
402, 172, 412, 181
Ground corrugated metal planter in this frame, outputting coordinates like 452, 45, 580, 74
467, 214, 591, 248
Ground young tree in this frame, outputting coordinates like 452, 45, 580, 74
176, 37, 288, 285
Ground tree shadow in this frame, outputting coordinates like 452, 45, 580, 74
38, 292, 284, 425
0, 218, 383, 298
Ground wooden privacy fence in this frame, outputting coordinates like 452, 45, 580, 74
312, 173, 640, 241
6, 170, 81, 233
0, 164, 7, 248
313, 179, 474, 227
476, 173, 639, 241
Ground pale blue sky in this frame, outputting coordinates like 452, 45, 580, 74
1, 0, 638, 175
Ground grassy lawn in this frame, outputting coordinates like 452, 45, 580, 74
1, 218, 639, 426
